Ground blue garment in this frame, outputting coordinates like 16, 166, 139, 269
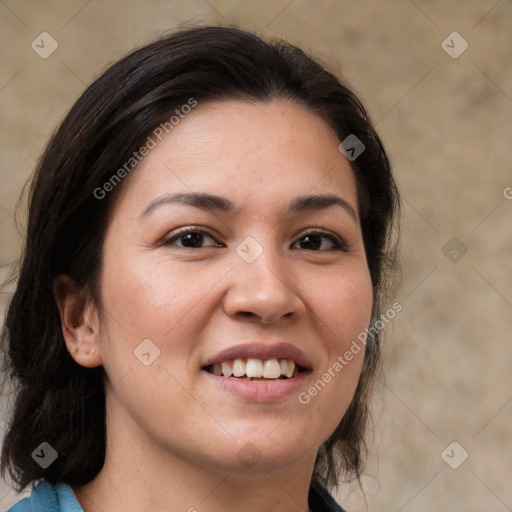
7, 479, 345, 511
6, 481, 84, 511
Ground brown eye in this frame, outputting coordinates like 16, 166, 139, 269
163, 228, 222, 248
294, 230, 347, 252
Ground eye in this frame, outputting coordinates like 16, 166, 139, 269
162, 227, 347, 252
293, 230, 347, 252
162, 227, 223, 248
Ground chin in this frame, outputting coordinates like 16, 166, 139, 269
220, 428, 319, 474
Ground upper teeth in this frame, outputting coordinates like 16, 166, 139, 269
211, 358, 296, 379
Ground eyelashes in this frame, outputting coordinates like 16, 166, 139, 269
294, 229, 348, 251
163, 228, 223, 249
162, 226, 348, 252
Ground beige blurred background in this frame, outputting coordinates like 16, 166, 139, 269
1, 0, 511, 510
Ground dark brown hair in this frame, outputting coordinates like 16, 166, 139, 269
1, 25, 399, 493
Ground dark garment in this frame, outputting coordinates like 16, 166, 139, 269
309, 480, 346, 512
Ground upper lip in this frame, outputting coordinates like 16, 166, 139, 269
202, 342, 312, 370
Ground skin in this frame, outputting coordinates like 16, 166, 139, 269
54, 99, 373, 512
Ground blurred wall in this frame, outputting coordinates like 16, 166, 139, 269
1, 1, 511, 510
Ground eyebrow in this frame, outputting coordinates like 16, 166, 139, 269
139, 192, 357, 221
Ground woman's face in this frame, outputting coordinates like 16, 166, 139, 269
90, 99, 373, 475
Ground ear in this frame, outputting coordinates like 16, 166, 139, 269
53, 275, 103, 368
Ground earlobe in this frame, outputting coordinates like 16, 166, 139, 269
52, 275, 103, 368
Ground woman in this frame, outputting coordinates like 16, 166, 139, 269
1, 26, 399, 512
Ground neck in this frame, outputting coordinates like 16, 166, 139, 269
72, 395, 316, 512
73, 451, 314, 512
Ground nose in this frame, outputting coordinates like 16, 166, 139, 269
222, 243, 305, 324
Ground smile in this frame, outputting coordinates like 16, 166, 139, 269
200, 342, 312, 401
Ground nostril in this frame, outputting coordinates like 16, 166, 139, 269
237, 311, 258, 320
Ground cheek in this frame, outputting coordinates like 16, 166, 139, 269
100, 254, 219, 338
299, 264, 373, 433
95, 253, 222, 389
328, 267, 373, 384
311, 263, 374, 347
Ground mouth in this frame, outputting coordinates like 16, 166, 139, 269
202, 357, 305, 381
200, 342, 312, 402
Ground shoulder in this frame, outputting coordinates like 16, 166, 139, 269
308, 480, 347, 512
6, 481, 84, 512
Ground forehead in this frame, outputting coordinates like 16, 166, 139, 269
113, 99, 358, 218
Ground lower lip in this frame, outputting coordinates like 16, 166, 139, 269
202, 370, 309, 402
